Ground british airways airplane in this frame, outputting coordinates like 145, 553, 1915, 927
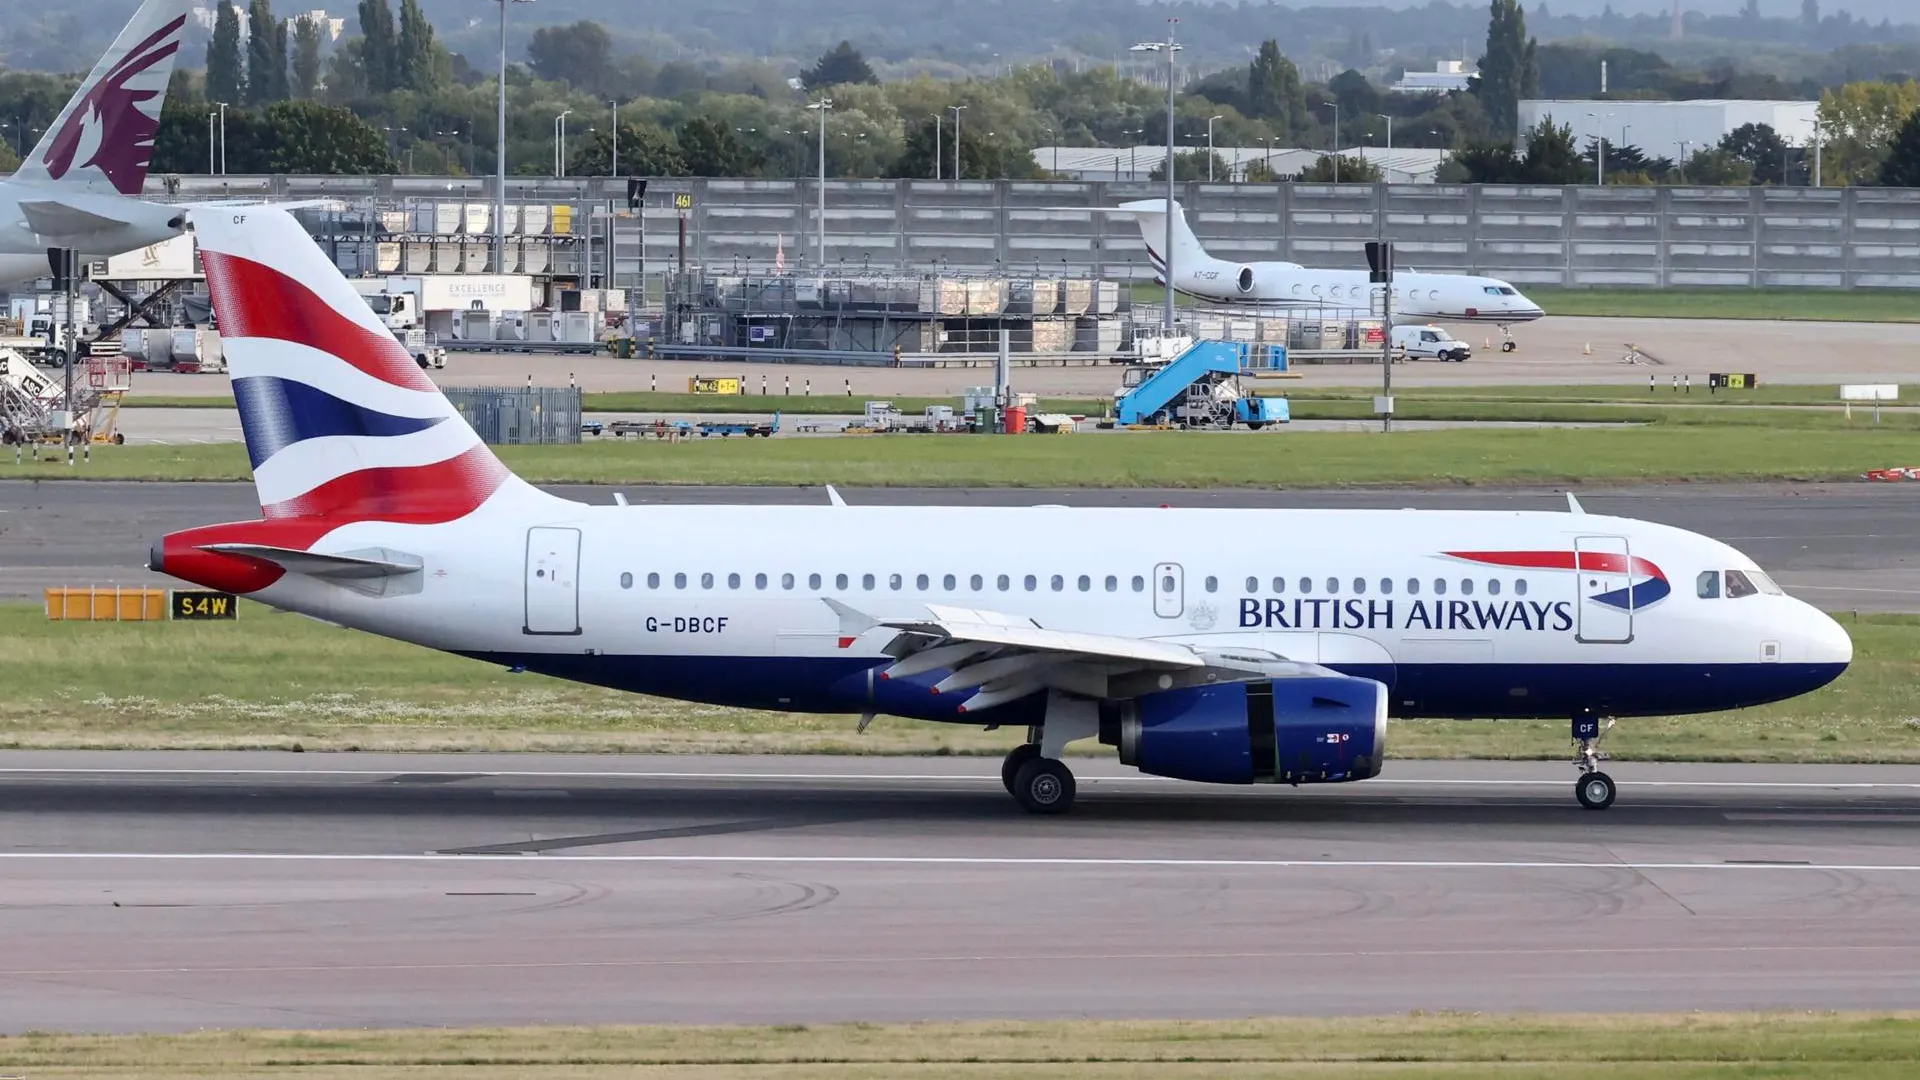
1120, 199, 1547, 352
151, 209, 1851, 816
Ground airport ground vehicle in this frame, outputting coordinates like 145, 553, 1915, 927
1392, 324, 1472, 362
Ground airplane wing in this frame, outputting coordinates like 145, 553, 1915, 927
824, 598, 1320, 712
17, 199, 147, 236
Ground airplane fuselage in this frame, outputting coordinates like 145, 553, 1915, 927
171, 503, 1850, 728
1171, 254, 1548, 326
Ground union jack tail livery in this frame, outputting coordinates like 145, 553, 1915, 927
14, 0, 193, 196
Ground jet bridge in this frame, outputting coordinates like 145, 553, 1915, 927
1114, 339, 1288, 428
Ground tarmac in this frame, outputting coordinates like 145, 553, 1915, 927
5, 480, 1915, 611
1, 752, 1916, 1033
116, 313, 1920, 398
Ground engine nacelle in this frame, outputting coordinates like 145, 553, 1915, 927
1235, 265, 1256, 294
1099, 677, 1387, 785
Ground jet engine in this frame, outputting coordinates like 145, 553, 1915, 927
1099, 677, 1387, 785
1236, 265, 1256, 294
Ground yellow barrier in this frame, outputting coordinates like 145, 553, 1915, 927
44, 588, 168, 622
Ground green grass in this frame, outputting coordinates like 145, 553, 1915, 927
8, 421, 1917, 486
1128, 281, 1920, 322
1284, 383, 1863, 408
119, 392, 1115, 415
2, 1012, 1917, 1078
1525, 286, 1920, 322
7, 603, 1916, 761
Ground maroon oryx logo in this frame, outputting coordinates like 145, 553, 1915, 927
40, 15, 185, 195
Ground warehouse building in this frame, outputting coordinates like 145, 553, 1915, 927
1517, 99, 1819, 164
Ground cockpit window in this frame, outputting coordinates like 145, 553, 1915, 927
1483, 286, 1503, 295
1696, 571, 1720, 599
1750, 570, 1784, 595
1724, 569, 1759, 599
1499, 286, 1517, 295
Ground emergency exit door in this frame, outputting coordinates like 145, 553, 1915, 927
1152, 562, 1184, 619
1574, 535, 1633, 644
524, 526, 581, 635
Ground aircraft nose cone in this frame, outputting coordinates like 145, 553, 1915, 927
1806, 608, 1853, 668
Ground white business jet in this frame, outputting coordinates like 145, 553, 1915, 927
0, 0, 194, 286
151, 208, 1849, 816
1119, 199, 1547, 352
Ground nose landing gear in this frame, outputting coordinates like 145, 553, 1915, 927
1573, 712, 1616, 810
1499, 324, 1518, 353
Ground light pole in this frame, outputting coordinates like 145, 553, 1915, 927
609, 99, 619, 176
1376, 113, 1392, 180
492, 0, 536, 272
1679, 139, 1690, 182
1320, 102, 1338, 183
948, 104, 967, 180
807, 98, 833, 267
1131, 18, 1182, 333
1813, 117, 1823, 188
1042, 127, 1055, 175
553, 109, 572, 177
1206, 114, 1222, 181
1586, 111, 1608, 185
206, 110, 216, 174
932, 113, 942, 180
216, 101, 228, 175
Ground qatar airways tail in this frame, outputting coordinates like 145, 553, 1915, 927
0, 0, 194, 284
1120, 199, 1546, 349
154, 208, 1849, 816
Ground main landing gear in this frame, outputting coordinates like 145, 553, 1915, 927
1002, 739, 1076, 815
1573, 712, 1617, 810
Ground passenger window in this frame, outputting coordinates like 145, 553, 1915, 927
701, 572, 715, 589
1697, 571, 1721, 599
1352, 577, 1366, 595
1487, 579, 1501, 596
998, 574, 1011, 591
1051, 574, 1065, 591
1105, 575, 1118, 592
971, 574, 984, 591
1204, 576, 1218, 592
1379, 577, 1392, 595
783, 573, 796, 590
1325, 577, 1339, 594
674, 572, 687, 589
1515, 579, 1528, 596
942, 574, 956, 590
862, 574, 876, 590
1078, 575, 1091, 591
647, 572, 661, 589
915, 573, 928, 590
1272, 577, 1285, 593
1132, 575, 1146, 592
754, 573, 768, 590
1160, 573, 1176, 593
1460, 579, 1474, 596
835, 573, 849, 590
1245, 576, 1258, 592
1299, 576, 1312, 593
1433, 578, 1447, 595
1725, 569, 1759, 598
808, 573, 822, 589
728, 573, 742, 589
1407, 578, 1419, 595
620, 572, 633, 589
888, 573, 902, 590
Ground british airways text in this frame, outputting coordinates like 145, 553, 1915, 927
1238, 598, 1575, 632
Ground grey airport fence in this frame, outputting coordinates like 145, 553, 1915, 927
444, 386, 581, 446
160, 175, 1920, 291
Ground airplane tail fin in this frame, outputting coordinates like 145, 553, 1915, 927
190, 207, 558, 523
14, 0, 193, 196
1115, 198, 1210, 280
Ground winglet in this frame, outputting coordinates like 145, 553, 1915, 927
1566, 492, 1586, 515
825, 485, 847, 507
821, 597, 876, 648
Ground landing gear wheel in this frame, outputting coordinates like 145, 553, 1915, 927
1576, 771, 1616, 811
1501, 339, 1517, 353
1010, 756, 1075, 815
1001, 743, 1041, 794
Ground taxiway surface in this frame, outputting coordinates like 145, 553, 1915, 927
1, 752, 1917, 1032
5, 480, 1914, 611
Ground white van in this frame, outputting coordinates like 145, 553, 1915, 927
1392, 325, 1471, 362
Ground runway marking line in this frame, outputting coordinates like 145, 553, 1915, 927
0, 768, 1916, 791
5, 942, 1918, 979
3, 853, 1919, 872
